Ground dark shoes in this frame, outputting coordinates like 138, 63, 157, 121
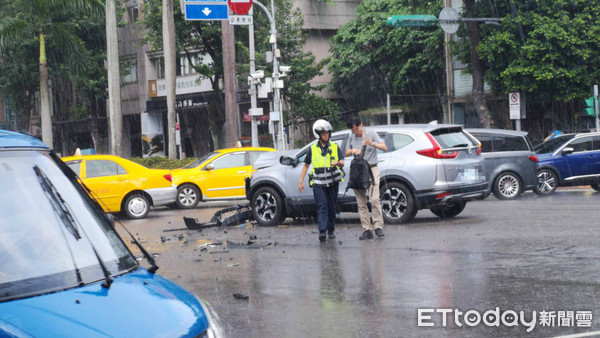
327, 231, 336, 239
359, 230, 374, 240
319, 232, 327, 242
375, 228, 385, 238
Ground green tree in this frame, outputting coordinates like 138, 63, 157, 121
0, 0, 103, 148
456, 0, 600, 131
329, 0, 444, 116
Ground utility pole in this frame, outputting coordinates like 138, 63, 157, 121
248, 9, 260, 147
443, 0, 453, 124
270, 0, 285, 151
222, 21, 240, 148
595, 85, 599, 132
254, 0, 284, 150
163, 0, 177, 159
106, 0, 122, 156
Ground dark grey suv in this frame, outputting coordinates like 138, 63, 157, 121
246, 124, 488, 226
466, 129, 538, 200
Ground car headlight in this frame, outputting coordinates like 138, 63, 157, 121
198, 299, 224, 338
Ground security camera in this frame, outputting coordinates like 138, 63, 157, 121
249, 70, 264, 79
279, 66, 291, 73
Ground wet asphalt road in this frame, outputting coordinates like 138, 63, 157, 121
117, 189, 600, 337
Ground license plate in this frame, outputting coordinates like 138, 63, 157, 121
460, 168, 479, 182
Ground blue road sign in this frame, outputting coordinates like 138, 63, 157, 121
185, 3, 228, 20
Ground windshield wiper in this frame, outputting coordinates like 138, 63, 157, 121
34, 166, 81, 240
50, 152, 159, 274
34, 165, 113, 288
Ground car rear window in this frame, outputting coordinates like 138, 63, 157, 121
494, 135, 529, 151
86, 160, 127, 178
430, 128, 476, 149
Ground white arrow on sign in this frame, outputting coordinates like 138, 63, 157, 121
202, 7, 212, 16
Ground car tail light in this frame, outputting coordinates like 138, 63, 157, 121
163, 173, 172, 182
417, 133, 459, 159
435, 192, 451, 199
528, 155, 539, 163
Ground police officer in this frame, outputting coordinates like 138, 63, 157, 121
298, 120, 345, 242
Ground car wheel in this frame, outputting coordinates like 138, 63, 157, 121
534, 169, 557, 196
380, 181, 416, 224
430, 201, 466, 219
176, 184, 200, 209
251, 186, 285, 226
591, 184, 600, 192
493, 172, 523, 200
123, 193, 150, 219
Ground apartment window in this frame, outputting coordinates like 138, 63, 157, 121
179, 54, 199, 76
154, 58, 165, 79
122, 61, 138, 84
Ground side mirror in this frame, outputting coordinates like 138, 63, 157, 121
280, 156, 295, 166
562, 147, 574, 155
205, 163, 215, 170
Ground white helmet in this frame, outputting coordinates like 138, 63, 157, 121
312, 119, 332, 139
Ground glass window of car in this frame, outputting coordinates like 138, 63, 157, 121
592, 136, 600, 150
431, 128, 476, 149
493, 135, 529, 152
86, 160, 127, 178
568, 137, 595, 152
248, 151, 267, 165
183, 152, 218, 168
66, 160, 82, 175
0, 151, 137, 301
210, 153, 245, 170
297, 136, 347, 163
471, 133, 494, 152
387, 133, 414, 152
534, 134, 576, 154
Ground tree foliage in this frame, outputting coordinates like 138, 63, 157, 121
457, 0, 600, 102
0, 0, 106, 134
329, 0, 444, 112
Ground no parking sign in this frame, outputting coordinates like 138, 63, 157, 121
509, 92, 521, 120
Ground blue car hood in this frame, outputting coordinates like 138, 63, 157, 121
0, 268, 208, 337
536, 152, 555, 163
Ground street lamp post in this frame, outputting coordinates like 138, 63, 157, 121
253, 0, 285, 151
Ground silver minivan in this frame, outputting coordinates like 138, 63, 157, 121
246, 123, 487, 226
466, 128, 538, 200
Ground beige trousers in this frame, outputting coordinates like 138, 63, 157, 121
354, 165, 383, 230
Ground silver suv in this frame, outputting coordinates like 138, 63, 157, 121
466, 129, 538, 200
246, 124, 487, 226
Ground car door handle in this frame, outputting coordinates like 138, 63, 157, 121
237, 171, 247, 174
117, 177, 126, 181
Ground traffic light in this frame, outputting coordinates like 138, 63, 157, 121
387, 15, 438, 27
584, 96, 596, 116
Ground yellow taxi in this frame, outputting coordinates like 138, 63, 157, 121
171, 147, 275, 208
61, 154, 177, 219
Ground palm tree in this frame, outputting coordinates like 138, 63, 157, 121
0, 0, 103, 148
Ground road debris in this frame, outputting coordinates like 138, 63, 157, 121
183, 204, 253, 230
233, 293, 249, 300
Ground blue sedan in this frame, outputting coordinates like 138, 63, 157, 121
534, 132, 600, 195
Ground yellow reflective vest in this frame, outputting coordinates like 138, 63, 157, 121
310, 141, 344, 187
